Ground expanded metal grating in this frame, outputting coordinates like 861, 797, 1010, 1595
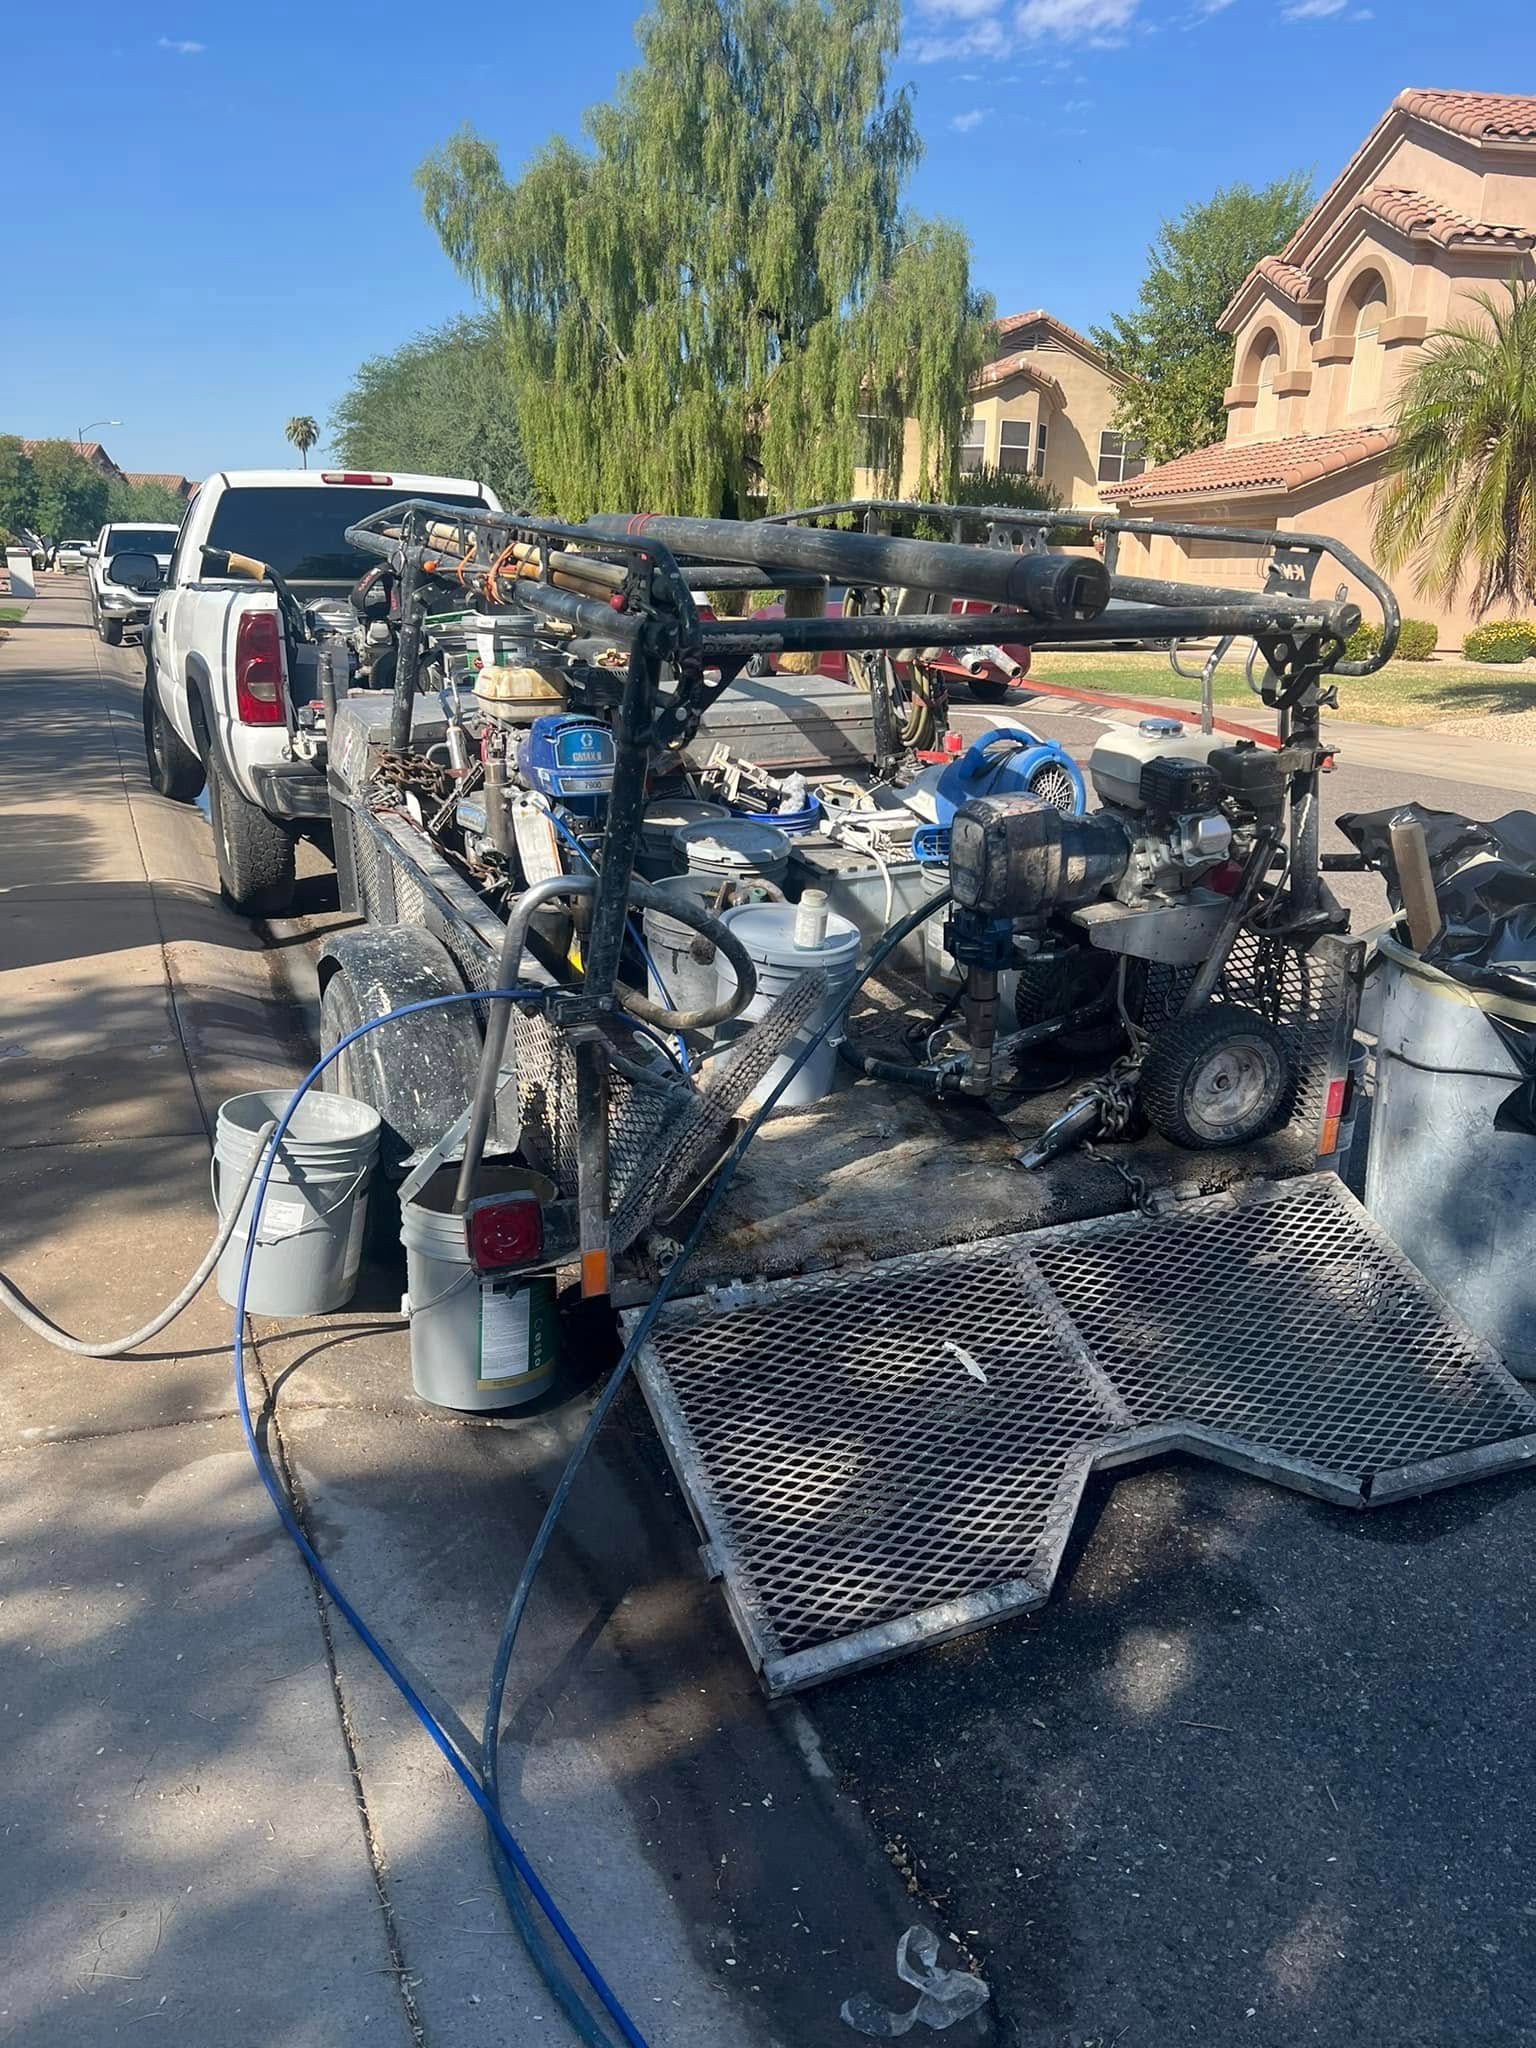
635, 1175, 1536, 1693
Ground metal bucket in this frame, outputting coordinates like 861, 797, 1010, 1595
643, 872, 730, 1022
400, 1164, 560, 1410
1366, 933, 1536, 1377
214, 1090, 381, 1315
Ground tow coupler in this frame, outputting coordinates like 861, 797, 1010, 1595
633, 1175, 1536, 1693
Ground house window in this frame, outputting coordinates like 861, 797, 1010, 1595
855, 413, 891, 471
1347, 273, 1389, 419
998, 420, 1033, 475
1097, 431, 1147, 484
1035, 419, 1048, 477
959, 413, 986, 475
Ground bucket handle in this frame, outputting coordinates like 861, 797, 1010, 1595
213, 1156, 373, 1237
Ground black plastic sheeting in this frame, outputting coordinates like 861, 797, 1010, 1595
1339, 803, 1536, 1131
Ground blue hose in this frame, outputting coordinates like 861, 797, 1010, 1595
229, 987, 649, 2048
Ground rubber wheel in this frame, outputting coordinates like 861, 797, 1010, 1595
1139, 1004, 1293, 1150
1014, 950, 1141, 1058
101, 617, 123, 646
206, 751, 296, 917
142, 659, 205, 802
965, 676, 1011, 704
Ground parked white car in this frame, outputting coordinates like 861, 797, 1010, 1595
88, 522, 179, 644
140, 468, 500, 915
55, 540, 93, 573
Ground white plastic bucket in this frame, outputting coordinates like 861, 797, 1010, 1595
214, 1090, 381, 1315
718, 900, 861, 1110
643, 872, 729, 1022
920, 863, 962, 995
676, 819, 791, 890
1366, 934, 1536, 1378
400, 1164, 560, 1410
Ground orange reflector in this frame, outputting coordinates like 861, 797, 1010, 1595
1318, 1116, 1341, 1157
581, 1249, 610, 1300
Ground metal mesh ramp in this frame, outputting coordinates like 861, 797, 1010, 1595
634, 1176, 1536, 1693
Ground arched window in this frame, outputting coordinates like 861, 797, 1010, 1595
1346, 272, 1390, 419
1246, 330, 1282, 438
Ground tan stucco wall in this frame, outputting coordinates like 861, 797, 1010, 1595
854, 330, 1127, 508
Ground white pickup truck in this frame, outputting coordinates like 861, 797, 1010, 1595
139, 468, 499, 914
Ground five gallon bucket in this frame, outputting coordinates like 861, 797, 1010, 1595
675, 818, 791, 892
637, 797, 729, 881
643, 871, 731, 1023
718, 898, 861, 1110
401, 1164, 560, 1410
1365, 933, 1536, 1377
214, 1090, 381, 1315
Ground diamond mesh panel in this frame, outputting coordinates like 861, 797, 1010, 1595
1024, 1177, 1534, 1480
637, 1175, 1536, 1691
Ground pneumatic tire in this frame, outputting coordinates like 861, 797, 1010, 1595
965, 676, 1011, 704
206, 751, 296, 917
101, 617, 123, 646
142, 658, 205, 803
1139, 1003, 1293, 1150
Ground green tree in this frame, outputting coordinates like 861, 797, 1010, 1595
106, 478, 188, 525
28, 440, 110, 540
1373, 278, 1536, 617
416, 0, 991, 518
285, 415, 319, 467
330, 314, 534, 509
1092, 174, 1314, 464
0, 437, 37, 536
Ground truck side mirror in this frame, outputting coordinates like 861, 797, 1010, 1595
109, 551, 163, 594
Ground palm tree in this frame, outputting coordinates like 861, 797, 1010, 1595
284, 415, 320, 469
1373, 278, 1536, 617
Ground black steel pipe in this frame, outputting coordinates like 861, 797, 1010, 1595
583, 512, 1110, 621
678, 566, 828, 592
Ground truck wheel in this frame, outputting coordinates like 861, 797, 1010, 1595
101, 617, 123, 646
1139, 1004, 1292, 1150
320, 944, 484, 1262
142, 661, 205, 803
206, 753, 296, 917
965, 676, 1012, 704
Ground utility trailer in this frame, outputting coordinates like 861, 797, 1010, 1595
308, 497, 1536, 1692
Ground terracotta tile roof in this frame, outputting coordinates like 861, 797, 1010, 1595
972, 352, 1066, 406
122, 471, 195, 494
1361, 184, 1536, 249
993, 308, 1112, 367
1395, 88, 1536, 143
1105, 427, 1393, 504
1252, 255, 1322, 303
19, 437, 122, 474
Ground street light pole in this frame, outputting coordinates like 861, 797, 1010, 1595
76, 418, 122, 455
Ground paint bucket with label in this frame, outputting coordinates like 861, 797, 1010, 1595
214, 1089, 380, 1315
400, 1164, 560, 1410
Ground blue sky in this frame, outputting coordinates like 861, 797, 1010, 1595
4, 0, 1531, 480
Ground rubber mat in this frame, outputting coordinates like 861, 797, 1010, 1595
634, 1175, 1536, 1692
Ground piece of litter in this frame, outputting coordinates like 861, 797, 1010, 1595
841, 1925, 990, 2036
941, 1340, 987, 1386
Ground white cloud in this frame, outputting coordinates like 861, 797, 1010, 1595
1016, 0, 1139, 40
1279, 0, 1346, 17
157, 35, 205, 53
1062, 96, 1094, 110
951, 105, 994, 130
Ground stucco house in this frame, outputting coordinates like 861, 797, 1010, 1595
857, 309, 1137, 509
1105, 89, 1536, 648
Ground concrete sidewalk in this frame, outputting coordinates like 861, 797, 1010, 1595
0, 582, 938, 2048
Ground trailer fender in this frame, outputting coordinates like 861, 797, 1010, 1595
316, 925, 488, 1167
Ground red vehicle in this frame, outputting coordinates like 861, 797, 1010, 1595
743, 587, 1031, 704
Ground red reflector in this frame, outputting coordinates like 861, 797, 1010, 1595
466, 1193, 545, 1273
1324, 1077, 1347, 1119
319, 471, 393, 485
234, 610, 285, 725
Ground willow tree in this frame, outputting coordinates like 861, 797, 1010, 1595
416, 0, 991, 518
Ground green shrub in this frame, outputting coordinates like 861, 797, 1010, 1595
1462, 620, 1536, 664
1395, 617, 1438, 661
1344, 622, 1381, 663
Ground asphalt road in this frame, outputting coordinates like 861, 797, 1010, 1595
803, 691, 1536, 2048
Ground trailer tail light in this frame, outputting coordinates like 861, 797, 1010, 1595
320, 471, 394, 486
234, 611, 285, 724
1316, 1075, 1348, 1161
465, 1192, 545, 1274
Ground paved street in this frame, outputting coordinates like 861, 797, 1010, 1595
4, 583, 1536, 2047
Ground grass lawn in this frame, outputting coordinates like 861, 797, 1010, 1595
1019, 648, 1536, 732
0, 606, 25, 624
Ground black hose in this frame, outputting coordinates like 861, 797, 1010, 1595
616, 878, 758, 1032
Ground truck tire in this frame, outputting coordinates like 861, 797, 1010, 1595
142, 659, 205, 803
1139, 1004, 1292, 1150
206, 752, 296, 917
965, 676, 1011, 704
319, 931, 486, 1260
101, 616, 123, 646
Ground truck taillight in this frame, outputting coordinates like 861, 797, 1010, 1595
234, 611, 285, 725
465, 1193, 545, 1273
